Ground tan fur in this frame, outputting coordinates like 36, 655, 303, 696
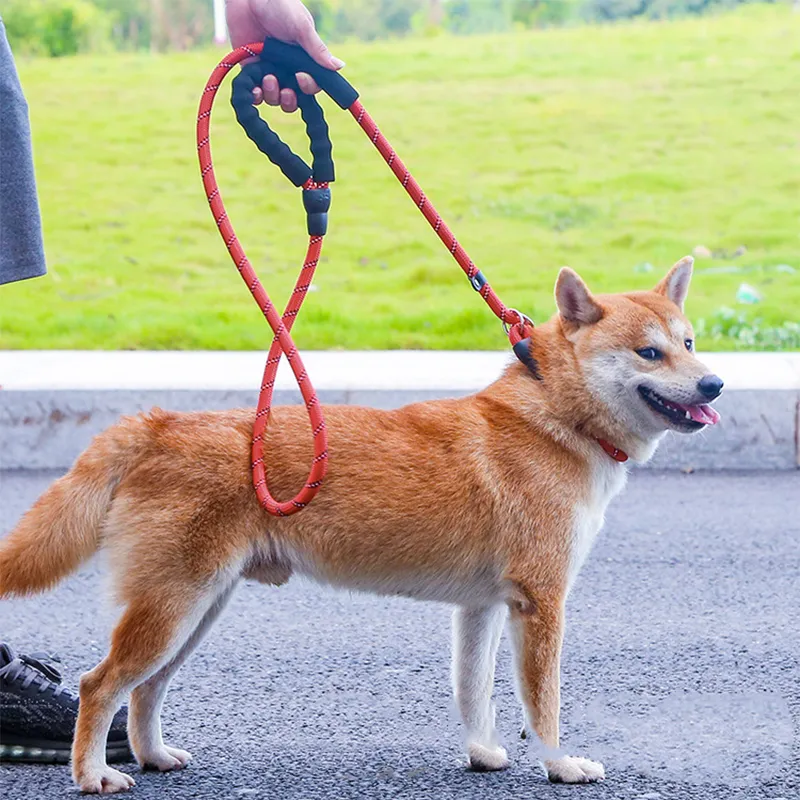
0, 426, 132, 595
0, 261, 720, 793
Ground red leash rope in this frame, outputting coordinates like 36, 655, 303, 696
348, 101, 531, 342
197, 44, 534, 516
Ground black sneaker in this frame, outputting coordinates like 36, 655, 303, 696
0, 642, 132, 764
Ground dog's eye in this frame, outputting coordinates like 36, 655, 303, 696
636, 347, 663, 361
685, 338, 694, 351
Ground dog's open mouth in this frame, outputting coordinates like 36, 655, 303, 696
637, 386, 721, 430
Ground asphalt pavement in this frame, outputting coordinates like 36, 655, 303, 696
1, 469, 798, 800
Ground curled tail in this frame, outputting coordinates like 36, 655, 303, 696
0, 423, 136, 597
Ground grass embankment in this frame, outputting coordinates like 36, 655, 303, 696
2, 5, 798, 350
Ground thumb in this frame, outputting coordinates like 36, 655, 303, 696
296, 24, 344, 71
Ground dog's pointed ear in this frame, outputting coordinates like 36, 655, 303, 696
655, 256, 693, 310
555, 267, 603, 326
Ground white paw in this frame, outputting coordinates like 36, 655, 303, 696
76, 766, 136, 794
139, 745, 192, 772
546, 755, 605, 784
468, 742, 509, 772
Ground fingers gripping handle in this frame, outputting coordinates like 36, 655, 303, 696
260, 39, 359, 110
230, 38, 359, 186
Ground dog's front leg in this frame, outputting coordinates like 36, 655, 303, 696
452, 604, 509, 771
509, 593, 604, 784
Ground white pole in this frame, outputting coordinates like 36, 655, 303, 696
213, 0, 228, 44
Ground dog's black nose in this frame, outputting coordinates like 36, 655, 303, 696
697, 374, 724, 399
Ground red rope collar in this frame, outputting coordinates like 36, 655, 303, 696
198, 45, 622, 516
596, 438, 629, 463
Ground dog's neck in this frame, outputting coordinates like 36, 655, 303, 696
487, 327, 665, 464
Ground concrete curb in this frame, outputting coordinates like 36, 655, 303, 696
1, 351, 798, 471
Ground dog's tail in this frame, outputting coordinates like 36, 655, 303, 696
0, 421, 140, 597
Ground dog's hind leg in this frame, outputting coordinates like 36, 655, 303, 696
72, 576, 236, 794
452, 604, 509, 771
128, 581, 238, 772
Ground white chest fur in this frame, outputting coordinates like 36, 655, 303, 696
566, 457, 628, 592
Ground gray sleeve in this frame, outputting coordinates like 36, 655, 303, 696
0, 18, 46, 286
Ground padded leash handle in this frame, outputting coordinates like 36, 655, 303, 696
260, 39, 359, 110
230, 38, 359, 186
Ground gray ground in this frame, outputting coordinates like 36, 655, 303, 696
0, 469, 798, 800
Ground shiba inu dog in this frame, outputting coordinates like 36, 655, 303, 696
0, 257, 723, 794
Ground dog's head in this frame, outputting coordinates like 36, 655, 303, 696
550, 256, 722, 449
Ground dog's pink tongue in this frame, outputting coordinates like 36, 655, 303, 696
684, 403, 721, 425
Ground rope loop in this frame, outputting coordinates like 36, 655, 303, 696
198, 43, 328, 517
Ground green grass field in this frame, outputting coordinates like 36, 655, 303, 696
2, 5, 798, 350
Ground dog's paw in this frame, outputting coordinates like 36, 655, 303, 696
545, 755, 605, 784
76, 766, 136, 794
467, 742, 509, 772
139, 745, 192, 772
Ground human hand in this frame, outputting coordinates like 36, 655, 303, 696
225, 0, 343, 113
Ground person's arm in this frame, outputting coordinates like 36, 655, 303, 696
0, 21, 46, 286
225, 0, 343, 113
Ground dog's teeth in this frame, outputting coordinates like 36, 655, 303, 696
684, 410, 691, 420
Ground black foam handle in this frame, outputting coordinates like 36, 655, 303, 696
297, 81, 334, 184
260, 39, 359, 110
231, 62, 312, 186
231, 36, 357, 186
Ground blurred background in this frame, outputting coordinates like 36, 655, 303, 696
2, 0, 796, 53
0, 0, 797, 350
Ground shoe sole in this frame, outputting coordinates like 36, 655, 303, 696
0, 742, 133, 764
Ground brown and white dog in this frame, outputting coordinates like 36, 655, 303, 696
0, 258, 722, 794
